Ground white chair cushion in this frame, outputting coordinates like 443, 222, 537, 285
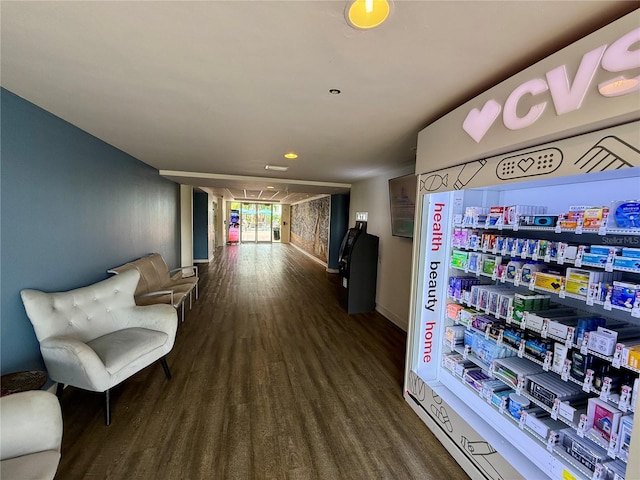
1, 451, 61, 480
87, 328, 168, 375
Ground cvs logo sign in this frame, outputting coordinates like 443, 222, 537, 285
463, 27, 640, 143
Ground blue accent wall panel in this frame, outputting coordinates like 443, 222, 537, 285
0, 89, 181, 374
193, 191, 208, 260
328, 194, 350, 269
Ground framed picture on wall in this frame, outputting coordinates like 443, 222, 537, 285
388, 174, 417, 238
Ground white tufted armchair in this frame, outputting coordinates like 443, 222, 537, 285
20, 269, 178, 425
0, 390, 63, 480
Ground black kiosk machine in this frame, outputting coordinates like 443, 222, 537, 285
338, 221, 379, 314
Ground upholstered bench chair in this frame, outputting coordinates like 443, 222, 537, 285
20, 269, 178, 425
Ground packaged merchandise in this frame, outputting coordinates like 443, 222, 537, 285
526, 372, 586, 408
492, 356, 543, 389
560, 429, 609, 472
613, 256, 640, 271
586, 397, 622, 443
445, 325, 467, 346
617, 414, 633, 462
446, 302, 464, 321
471, 332, 515, 366
582, 207, 609, 229
534, 272, 565, 293
507, 392, 530, 420
611, 200, 640, 229
451, 250, 469, 270
491, 388, 514, 409
524, 409, 566, 438
610, 281, 640, 309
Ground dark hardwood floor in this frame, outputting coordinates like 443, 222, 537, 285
55, 243, 469, 479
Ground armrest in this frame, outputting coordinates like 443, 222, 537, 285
138, 290, 174, 304
39, 337, 110, 392
115, 304, 178, 338
169, 266, 198, 278
0, 391, 63, 460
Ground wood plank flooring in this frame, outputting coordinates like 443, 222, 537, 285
55, 243, 469, 479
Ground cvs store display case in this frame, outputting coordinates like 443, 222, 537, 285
403, 11, 640, 480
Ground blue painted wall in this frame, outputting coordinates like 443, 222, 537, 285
328, 194, 350, 270
0, 89, 181, 375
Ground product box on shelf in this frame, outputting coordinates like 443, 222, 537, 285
464, 368, 492, 392
491, 388, 514, 408
451, 250, 469, 269
506, 205, 547, 225
524, 408, 567, 439
552, 342, 569, 374
471, 332, 515, 366
602, 459, 627, 480
559, 428, 609, 473
586, 397, 623, 444
442, 352, 465, 372
445, 325, 467, 346
565, 268, 619, 298
570, 351, 596, 383
622, 247, 640, 258
534, 272, 565, 294
492, 356, 544, 389
617, 414, 633, 462
526, 372, 587, 409
446, 302, 465, 321
448, 275, 482, 300
558, 400, 588, 425
588, 326, 640, 356
614, 256, 640, 271
624, 343, 640, 370
559, 210, 586, 230
582, 207, 610, 229
611, 200, 640, 229
458, 308, 480, 327
524, 333, 553, 361
610, 281, 640, 310
581, 253, 608, 266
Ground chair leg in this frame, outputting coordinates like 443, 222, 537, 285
105, 389, 111, 426
56, 382, 64, 399
160, 357, 172, 380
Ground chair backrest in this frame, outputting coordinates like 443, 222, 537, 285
20, 269, 140, 343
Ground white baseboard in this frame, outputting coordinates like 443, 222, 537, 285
290, 243, 327, 268
375, 304, 408, 332
326, 268, 339, 274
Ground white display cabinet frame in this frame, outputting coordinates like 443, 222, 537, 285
404, 123, 640, 480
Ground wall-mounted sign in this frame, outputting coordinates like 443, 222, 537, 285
462, 27, 640, 144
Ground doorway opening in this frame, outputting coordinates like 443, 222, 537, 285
230, 202, 281, 243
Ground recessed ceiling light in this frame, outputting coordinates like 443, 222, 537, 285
329, 89, 341, 95
265, 165, 288, 171
284, 152, 298, 159
346, 0, 391, 30
267, 186, 275, 189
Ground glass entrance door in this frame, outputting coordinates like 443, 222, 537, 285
241, 203, 257, 243
257, 204, 272, 242
240, 203, 275, 243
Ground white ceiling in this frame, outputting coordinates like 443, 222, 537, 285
1, 1, 637, 204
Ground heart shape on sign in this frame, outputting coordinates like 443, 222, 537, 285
462, 99, 501, 143
518, 157, 535, 172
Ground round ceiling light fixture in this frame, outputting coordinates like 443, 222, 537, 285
346, 0, 390, 30
284, 152, 298, 159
